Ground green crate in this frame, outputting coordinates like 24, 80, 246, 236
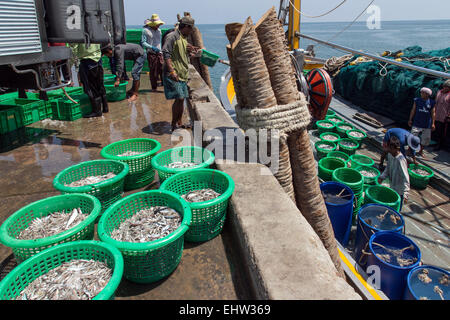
105, 81, 129, 102
0, 194, 101, 263
200, 50, 220, 67
0, 98, 45, 126
160, 169, 235, 242
51, 94, 92, 121
53, 160, 129, 214
0, 105, 24, 134
0, 241, 124, 300
151, 146, 216, 183
98, 190, 192, 284
101, 138, 162, 191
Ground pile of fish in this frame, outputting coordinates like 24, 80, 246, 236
65, 173, 117, 188
322, 134, 339, 142
18, 208, 88, 240
320, 122, 334, 128
359, 169, 379, 178
110, 207, 182, 243
181, 189, 221, 203
15, 259, 112, 300
116, 151, 144, 157
412, 168, 430, 176
348, 131, 365, 138
317, 143, 335, 150
166, 162, 198, 169
339, 125, 353, 131
328, 118, 342, 123
340, 140, 357, 148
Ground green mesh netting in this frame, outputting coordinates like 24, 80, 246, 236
333, 46, 450, 125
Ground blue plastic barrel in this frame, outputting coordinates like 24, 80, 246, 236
354, 204, 405, 270
405, 265, 449, 300
320, 182, 355, 247
367, 231, 421, 300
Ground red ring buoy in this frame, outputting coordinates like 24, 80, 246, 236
307, 68, 334, 120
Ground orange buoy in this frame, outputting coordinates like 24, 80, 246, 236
307, 68, 334, 121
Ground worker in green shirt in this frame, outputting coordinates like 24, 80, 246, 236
162, 16, 200, 132
70, 43, 108, 118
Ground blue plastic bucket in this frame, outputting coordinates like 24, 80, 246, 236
320, 182, 355, 247
405, 265, 449, 300
367, 231, 421, 300
354, 204, 405, 270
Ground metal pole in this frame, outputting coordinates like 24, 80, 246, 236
299, 33, 450, 79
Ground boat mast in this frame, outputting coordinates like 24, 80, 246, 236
288, 0, 301, 50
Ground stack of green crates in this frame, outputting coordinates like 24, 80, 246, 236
0, 98, 48, 126
0, 105, 23, 134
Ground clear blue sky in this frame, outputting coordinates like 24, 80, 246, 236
124, 0, 450, 26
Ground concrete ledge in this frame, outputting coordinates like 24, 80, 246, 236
187, 66, 361, 300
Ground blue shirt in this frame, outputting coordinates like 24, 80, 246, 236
413, 97, 435, 129
383, 128, 416, 156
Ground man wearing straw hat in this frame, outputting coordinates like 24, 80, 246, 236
142, 14, 165, 92
162, 16, 200, 132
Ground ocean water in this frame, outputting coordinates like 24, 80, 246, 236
131, 20, 450, 99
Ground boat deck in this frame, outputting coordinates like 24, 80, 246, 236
311, 96, 450, 271
0, 79, 249, 300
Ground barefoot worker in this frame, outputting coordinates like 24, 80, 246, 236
142, 14, 165, 92
102, 43, 146, 102
162, 16, 200, 132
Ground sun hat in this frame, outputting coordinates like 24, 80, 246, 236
407, 134, 421, 152
146, 14, 165, 27
420, 87, 432, 96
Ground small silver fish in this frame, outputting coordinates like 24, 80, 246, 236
65, 173, 116, 188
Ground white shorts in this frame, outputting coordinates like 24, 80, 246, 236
411, 127, 431, 146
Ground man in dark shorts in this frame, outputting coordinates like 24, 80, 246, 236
162, 16, 200, 132
102, 43, 146, 102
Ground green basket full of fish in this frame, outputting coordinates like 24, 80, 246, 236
0, 241, 124, 300
0, 194, 101, 263
320, 132, 341, 144
315, 141, 337, 159
338, 138, 360, 156
53, 160, 129, 213
160, 169, 235, 242
98, 190, 192, 284
325, 115, 344, 126
101, 138, 162, 191
357, 166, 381, 185
408, 164, 434, 190
336, 122, 355, 138
347, 129, 367, 145
316, 120, 336, 134
151, 146, 216, 183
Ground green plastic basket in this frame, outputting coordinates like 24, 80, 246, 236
338, 138, 360, 156
104, 74, 117, 85
160, 169, 235, 242
325, 115, 344, 125
98, 190, 192, 284
320, 132, 341, 144
101, 138, 162, 191
200, 50, 220, 67
316, 120, 336, 134
315, 140, 337, 159
336, 122, 355, 138
318, 157, 347, 182
408, 164, 434, 190
357, 166, 381, 185
326, 109, 336, 117
53, 160, 129, 213
327, 151, 350, 165
105, 81, 129, 102
332, 167, 364, 194
364, 185, 401, 212
347, 129, 367, 145
151, 146, 216, 183
353, 190, 365, 223
350, 154, 375, 169
0, 241, 124, 300
0, 194, 101, 263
